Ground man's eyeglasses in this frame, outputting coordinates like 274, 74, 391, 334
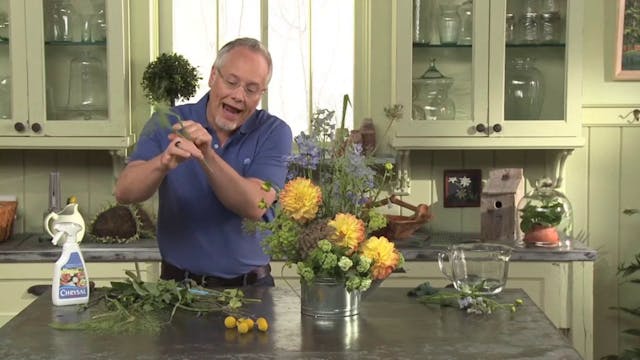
216, 68, 266, 99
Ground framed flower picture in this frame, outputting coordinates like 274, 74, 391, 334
443, 169, 482, 208
614, 0, 640, 80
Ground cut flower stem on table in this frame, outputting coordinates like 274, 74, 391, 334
49, 270, 261, 335
409, 282, 524, 315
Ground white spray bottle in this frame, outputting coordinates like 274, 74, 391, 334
51, 222, 90, 306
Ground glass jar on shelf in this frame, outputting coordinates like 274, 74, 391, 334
67, 50, 108, 120
456, 0, 472, 45
514, 0, 539, 44
517, 178, 573, 249
413, 0, 434, 44
412, 58, 455, 121
504, 57, 544, 120
0, 12, 9, 41
47, 0, 75, 42
0, 75, 10, 119
438, 4, 459, 44
539, 11, 563, 44
505, 12, 516, 45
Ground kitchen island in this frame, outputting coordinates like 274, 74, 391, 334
0, 232, 595, 359
0, 287, 581, 359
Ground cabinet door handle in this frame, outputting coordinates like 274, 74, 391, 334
475, 123, 487, 133
14, 122, 26, 133
31, 123, 42, 133
493, 124, 502, 133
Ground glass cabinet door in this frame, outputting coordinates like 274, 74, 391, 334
489, 0, 581, 138
398, 0, 490, 138
42, 0, 108, 122
0, 0, 28, 135
21, 0, 129, 139
392, 0, 582, 149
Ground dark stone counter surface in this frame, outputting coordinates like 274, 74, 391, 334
0, 231, 596, 263
0, 287, 581, 359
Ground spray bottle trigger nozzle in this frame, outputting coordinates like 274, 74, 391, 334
51, 222, 82, 246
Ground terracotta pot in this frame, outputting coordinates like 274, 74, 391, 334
523, 225, 559, 247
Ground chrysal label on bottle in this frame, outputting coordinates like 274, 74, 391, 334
58, 252, 88, 299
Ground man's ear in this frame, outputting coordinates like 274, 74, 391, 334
208, 66, 216, 88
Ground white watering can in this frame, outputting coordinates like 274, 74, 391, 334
44, 203, 85, 242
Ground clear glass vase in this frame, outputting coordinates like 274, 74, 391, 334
504, 57, 544, 120
517, 178, 573, 249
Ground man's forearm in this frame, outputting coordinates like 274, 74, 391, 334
201, 150, 276, 221
114, 157, 167, 204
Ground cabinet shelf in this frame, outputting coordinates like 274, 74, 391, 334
413, 43, 566, 49
44, 41, 107, 46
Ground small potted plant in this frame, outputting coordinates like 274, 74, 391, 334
141, 52, 201, 107
519, 198, 564, 246
517, 178, 572, 248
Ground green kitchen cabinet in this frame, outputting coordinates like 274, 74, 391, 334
0, 0, 134, 150
360, 0, 584, 151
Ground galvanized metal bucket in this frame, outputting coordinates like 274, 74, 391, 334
300, 278, 361, 318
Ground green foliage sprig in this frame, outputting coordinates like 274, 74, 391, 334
602, 254, 640, 360
141, 53, 202, 106
49, 270, 259, 335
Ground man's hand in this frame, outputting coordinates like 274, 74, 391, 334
161, 120, 213, 169
171, 120, 213, 156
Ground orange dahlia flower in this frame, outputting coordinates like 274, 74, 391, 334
279, 177, 322, 223
328, 213, 366, 253
360, 236, 401, 280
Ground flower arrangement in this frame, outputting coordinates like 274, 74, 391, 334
250, 108, 404, 292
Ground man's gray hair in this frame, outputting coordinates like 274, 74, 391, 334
213, 37, 273, 83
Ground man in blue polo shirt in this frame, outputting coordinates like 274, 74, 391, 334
115, 38, 292, 287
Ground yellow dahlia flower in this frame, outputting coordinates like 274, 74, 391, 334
279, 177, 322, 223
328, 213, 365, 252
360, 236, 400, 280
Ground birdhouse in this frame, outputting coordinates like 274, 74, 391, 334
480, 168, 525, 244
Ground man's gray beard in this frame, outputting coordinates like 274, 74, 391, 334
215, 116, 239, 132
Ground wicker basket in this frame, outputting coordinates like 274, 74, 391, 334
372, 196, 431, 242
0, 201, 17, 242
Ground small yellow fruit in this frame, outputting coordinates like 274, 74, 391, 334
237, 321, 250, 334
243, 318, 255, 329
224, 316, 237, 329
256, 317, 269, 332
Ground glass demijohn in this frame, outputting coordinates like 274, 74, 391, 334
67, 50, 108, 120
504, 57, 544, 120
